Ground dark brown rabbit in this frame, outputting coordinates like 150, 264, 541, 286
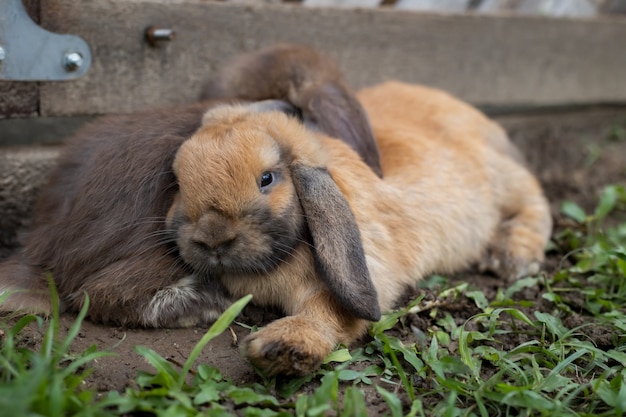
203, 43, 382, 177
0, 102, 227, 326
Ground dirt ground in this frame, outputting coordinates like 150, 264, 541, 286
3, 108, 626, 409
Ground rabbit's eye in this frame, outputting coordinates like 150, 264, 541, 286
259, 171, 274, 191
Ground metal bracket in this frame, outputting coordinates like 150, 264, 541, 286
0, 0, 91, 81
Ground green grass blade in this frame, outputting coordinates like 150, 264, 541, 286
58, 294, 90, 356
541, 348, 588, 392
458, 324, 478, 379
41, 276, 61, 358
340, 386, 367, 417
135, 346, 179, 389
178, 294, 252, 387
379, 334, 415, 401
7, 313, 39, 335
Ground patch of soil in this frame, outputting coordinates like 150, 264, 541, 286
2, 109, 626, 411
73, 305, 279, 390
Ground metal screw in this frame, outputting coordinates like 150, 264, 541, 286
0, 46, 6, 61
145, 26, 175, 46
64, 52, 84, 72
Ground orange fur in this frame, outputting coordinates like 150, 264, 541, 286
172, 81, 552, 376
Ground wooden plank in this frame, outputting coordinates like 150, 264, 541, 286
38, 0, 626, 116
0, 82, 39, 118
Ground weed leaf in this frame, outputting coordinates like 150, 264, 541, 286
561, 201, 587, 223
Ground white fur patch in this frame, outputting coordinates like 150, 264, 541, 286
142, 276, 201, 326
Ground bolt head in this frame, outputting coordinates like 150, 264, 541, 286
0, 46, 6, 61
145, 26, 176, 46
64, 52, 84, 71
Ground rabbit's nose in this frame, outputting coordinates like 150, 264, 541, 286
192, 233, 236, 252
193, 213, 237, 250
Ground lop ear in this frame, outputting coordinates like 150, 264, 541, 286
291, 164, 381, 322
302, 82, 383, 178
202, 43, 382, 177
244, 92, 383, 178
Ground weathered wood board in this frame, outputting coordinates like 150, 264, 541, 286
22, 0, 625, 117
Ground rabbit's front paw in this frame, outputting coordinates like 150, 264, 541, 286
242, 316, 335, 376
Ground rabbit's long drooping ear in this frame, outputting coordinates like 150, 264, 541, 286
291, 164, 381, 322
204, 44, 383, 177
303, 82, 381, 176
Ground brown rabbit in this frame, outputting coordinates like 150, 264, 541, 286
0, 45, 382, 325
0, 99, 336, 324
167, 81, 552, 376
203, 43, 382, 177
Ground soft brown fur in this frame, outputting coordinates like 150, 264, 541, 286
0, 76, 551, 377
203, 43, 382, 176
0, 102, 232, 327
171, 81, 552, 376
0, 44, 380, 330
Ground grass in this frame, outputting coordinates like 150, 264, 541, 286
1, 184, 625, 416
0, 283, 114, 417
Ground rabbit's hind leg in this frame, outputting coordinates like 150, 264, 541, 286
480, 166, 553, 281
0, 258, 52, 315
